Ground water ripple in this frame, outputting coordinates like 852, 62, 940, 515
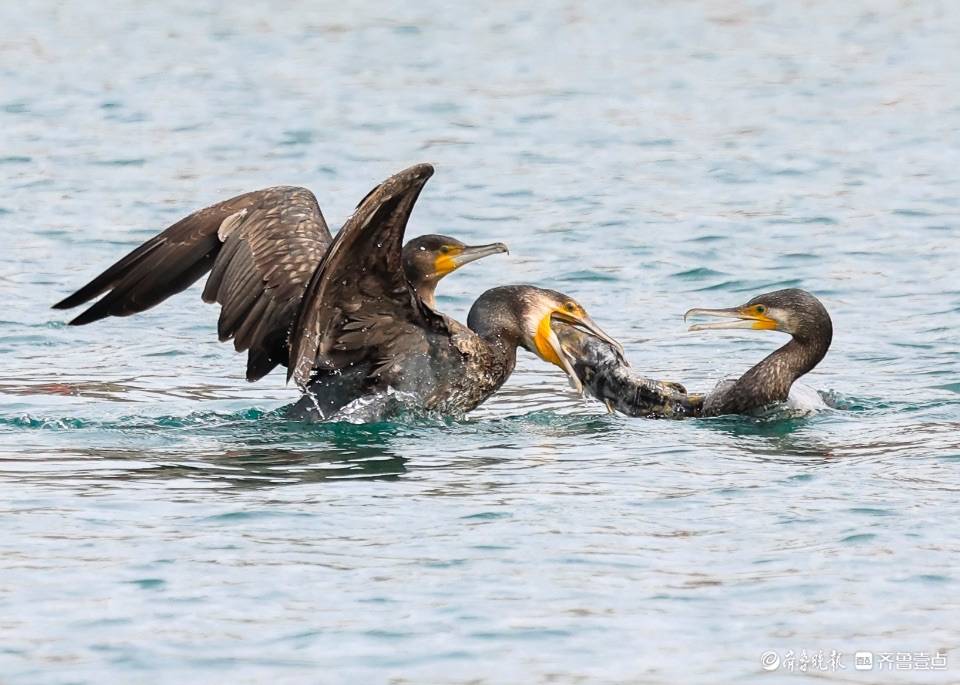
2, 1, 960, 683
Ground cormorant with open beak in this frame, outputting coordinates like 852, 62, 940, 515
684, 288, 832, 416
551, 288, 832, 419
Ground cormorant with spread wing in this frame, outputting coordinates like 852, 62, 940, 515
53, 174, 507, 384
285, 163, 624, 419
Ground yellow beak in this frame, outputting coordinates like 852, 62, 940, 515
534, 308, 624, 393
684, 306, 777, 331
434, 242, 508, 277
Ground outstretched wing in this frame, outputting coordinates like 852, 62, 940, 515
53, 186, 332, 381
288, 163, 445, 388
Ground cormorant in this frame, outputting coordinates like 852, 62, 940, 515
52, 176, 506, 383
684, 288, 832, 416
284, 163, 624, 419
553, 288, 832, 418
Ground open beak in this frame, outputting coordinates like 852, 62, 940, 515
546, 310, 626, 393
684, 306, 777, 332
436, 242, 508, 276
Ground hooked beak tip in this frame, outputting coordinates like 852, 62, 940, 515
482, 242, 508, 255
553, 311, 627, 367
683, 307, 717, 323
450, 242, 510, 270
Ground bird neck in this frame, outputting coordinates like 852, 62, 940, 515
466, 306, 522, 371
414, 281, 438, 310
470, 318, 520, 364
731, 332, 831, 408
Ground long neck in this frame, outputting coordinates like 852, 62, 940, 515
725, 333, 830, 412
468, 316, 519, 370
414, 280, 438, 310
466, 297, 522, 382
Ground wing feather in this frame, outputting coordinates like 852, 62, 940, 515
233, 295, 270, 351
54, 186, 333, 381
288, 163, 446, 388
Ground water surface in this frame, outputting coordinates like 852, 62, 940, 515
2, 1, 960, 683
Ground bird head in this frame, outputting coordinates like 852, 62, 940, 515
516, 287, 624, 393
402, 235, 508, 307
684, 288, 831, 342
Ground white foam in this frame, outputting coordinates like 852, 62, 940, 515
785, 383, 829, 413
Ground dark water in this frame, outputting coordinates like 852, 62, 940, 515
2, 1, 960, 683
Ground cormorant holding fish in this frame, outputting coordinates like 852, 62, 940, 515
556, 288, 832, 418
53, 174, 506, 383
285, 163, 623, 419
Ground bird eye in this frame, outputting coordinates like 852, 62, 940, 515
439, 245, 450, 254
565, 302, 577, 313
756, 305, 766, 314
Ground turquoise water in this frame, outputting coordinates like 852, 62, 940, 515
3, 1, 960, 683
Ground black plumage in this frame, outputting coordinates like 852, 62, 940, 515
53, 173, 506, 385
53, 186, 331, 381
554, 289, 832, 419
285, 164, 623, 420
686, 288, 832, 416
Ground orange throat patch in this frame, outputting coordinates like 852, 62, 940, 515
533, 313, 562, 367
